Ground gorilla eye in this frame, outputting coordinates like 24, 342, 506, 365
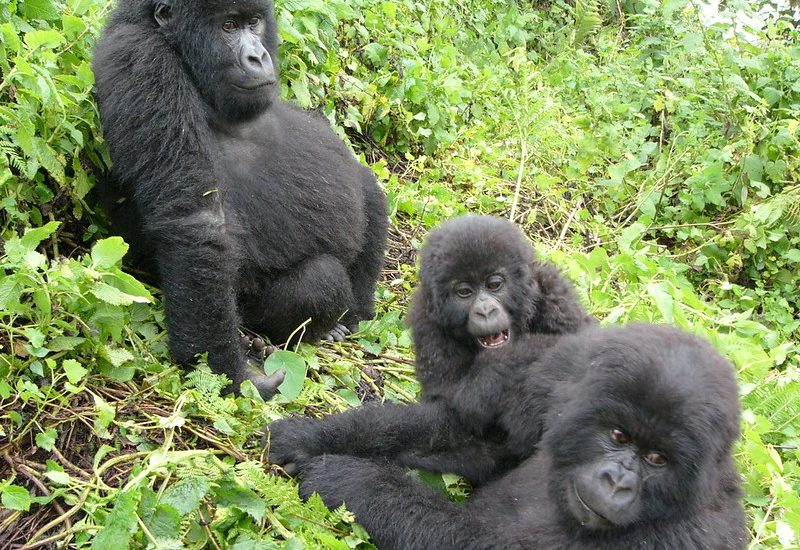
610, 429, 631, 445
485, 275, 504, 292
645, 451, 667, 466
222, 20, 238, 31
455, 284, 473, 298
248, 16, 261, 27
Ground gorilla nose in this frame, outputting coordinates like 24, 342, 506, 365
246, 50, 268, 70
474, 300, 499, 320
242, 43, 276, 83
597, 464, 638, 509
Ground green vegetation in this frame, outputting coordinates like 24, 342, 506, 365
1, 0, 799, 547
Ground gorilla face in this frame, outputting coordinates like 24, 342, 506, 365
419, 216, 536, 349
542, 325, 740, 531
154, 0, 279, 121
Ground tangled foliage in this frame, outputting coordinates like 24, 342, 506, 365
1, 0, 799, 548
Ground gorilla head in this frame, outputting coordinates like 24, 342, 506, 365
151, 0, 279, 121
542, 324, 741, 532
416, 215, 537, 350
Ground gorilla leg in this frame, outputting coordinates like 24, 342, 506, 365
243, 254, 354, 343
343, 169, 388, 328
157, 213, 283, 398
299, 455, 480, 550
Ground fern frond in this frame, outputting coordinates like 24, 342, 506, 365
573, 0, 602, 46
0, 140, 26, 172
775, 184, 800, 227
745, 381, 800, 433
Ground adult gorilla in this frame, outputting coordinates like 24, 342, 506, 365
297, 325, 747, 549
92, 0, 388, 398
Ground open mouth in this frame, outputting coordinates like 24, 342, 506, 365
477, 330, 510, 348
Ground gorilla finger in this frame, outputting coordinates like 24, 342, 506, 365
253, 368, 285, 400
282, 461, 299, 476
252, 337, 265, 352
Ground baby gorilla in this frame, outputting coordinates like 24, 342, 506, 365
410, 215, 594, 402
298, 325, 747, 550
267, 216, 593, 482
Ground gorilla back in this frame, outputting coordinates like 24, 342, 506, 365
92, 0, 388, 398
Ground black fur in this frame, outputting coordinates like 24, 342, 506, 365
267, 216, 592, 482
298, 325, 747, 550
410, 215, 594, 402
92, 0, 388, 398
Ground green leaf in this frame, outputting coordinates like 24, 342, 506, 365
1, 485, 31, 511
213, 479, 266, 523
102, 346, 134, 367
48, 336, 86, 352
363, 42, 388, 66
662, 0, 689, 18
35, 428, 57, 451
91, 237, 129, 269
646, 282, 674, 323
102, 272, 153, 302
93, 394, 116, 438
63, 359, 88, 384
44, 470, 71, 484
24, 29, 65, 50
264, 350, 307, 400
62, 14, 86, 39
618, 223, 645, 251
90, 489, 140, 550
1, 23, 21, 52
20, 221, 60, 251
20, 0, 60, 21
91, 282, 149, 305
0, 277, 22, 310
161, 476, 210, 516
145, 504, 181, 539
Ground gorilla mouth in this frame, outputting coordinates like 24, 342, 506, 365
573, 485, 612, 527
233, 81, 273, 91
477, 330, 509, 348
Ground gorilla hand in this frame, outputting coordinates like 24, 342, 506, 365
264, 416, 326, 474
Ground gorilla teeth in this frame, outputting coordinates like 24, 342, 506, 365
478, 330, 509, 348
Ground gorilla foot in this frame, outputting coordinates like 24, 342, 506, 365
243, 366, 285, 400
321, 322, 351, 342
227, 351, 285, 400
241, 333, 278, 363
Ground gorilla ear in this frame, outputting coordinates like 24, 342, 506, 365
154, 2, 172, 27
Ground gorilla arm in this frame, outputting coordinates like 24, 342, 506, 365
298, 455, 495, 550
267, 401, 508, 484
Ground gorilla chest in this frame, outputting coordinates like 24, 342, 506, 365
214, 130, 366, 267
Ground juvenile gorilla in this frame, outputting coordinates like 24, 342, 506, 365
92, 0, 388, 398
298, 325, 747, 550
410, 215, 593, 402
267, 216, 593, 482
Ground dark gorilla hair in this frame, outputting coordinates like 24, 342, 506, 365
297, 325, 747, 550
92, 0, 388, 399
266, 216, 593, 483
410, 215, 594, 402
